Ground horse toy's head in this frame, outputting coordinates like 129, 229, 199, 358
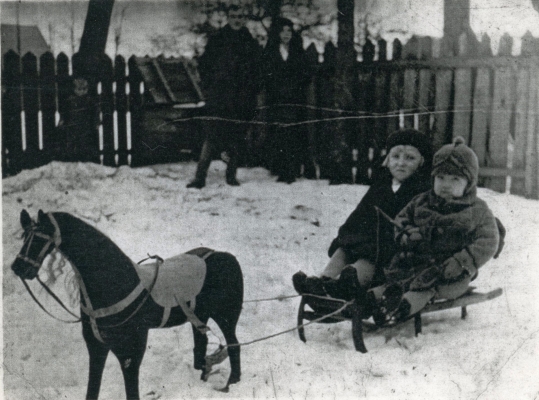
12, 210, 61, 280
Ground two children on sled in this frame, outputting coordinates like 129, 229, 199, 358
293, 129, 503, 325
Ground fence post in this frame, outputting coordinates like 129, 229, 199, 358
452, 32, 473, 143
316, 41, 336, 180
371, 48, 389, 182
39, 52, 57, 164
304, 43, 319, 179
386, 39, 403, 137
114, 55, 128, 166
100, 54, 115, 166
470, 66, 491, 179
511, 64, 532, 196
128, 55, 143, 167
355, 41, 375, 184
525, 65, 539, 198
489, 61, 516, 193
417, 67, 433, 137
2, 50, 23, 176
22, 52, 41, 169
432, 67, 453, 151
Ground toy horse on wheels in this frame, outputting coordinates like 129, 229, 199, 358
11, 209, 244, 399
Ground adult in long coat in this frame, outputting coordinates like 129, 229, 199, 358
187, 5, 261, 188
261, 18, 313, 183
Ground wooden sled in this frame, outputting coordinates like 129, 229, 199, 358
297, 287, 503, 353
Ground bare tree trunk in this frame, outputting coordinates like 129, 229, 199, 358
77, 0, 115, 78
329, 0, 356, 184
442, 0, 477, 56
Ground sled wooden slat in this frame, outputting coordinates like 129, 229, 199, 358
421, 287, 503, 314
297, 287, 503, 353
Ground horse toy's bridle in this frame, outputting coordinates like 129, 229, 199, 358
17, 213, 81, 322
16, 213, 160, 334
17, 214, 62, 271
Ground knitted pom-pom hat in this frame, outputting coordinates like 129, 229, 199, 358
431, 136, 479, 188
386, 129, 432, 159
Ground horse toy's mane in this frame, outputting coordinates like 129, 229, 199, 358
37, 212, 125, 308
42, 249, 80, 307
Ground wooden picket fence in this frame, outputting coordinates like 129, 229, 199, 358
302, 33, 539, 198
2, 50, 146, 173
2, 32, 539, 198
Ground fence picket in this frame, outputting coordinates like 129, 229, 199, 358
470, 67, 491, 171
403, 68, 417, 128
304, 44, 319, 179
114, 55, 128, 166
417, 68, 433, 136
432, 69, 453, 150
128, 56, 143, 167
373, 70, 389, 153
525, 67, 539, 198
39, 52, 56, 164
2, 50, 23, 176
355, 68, 374, 183
100, 55, 115, 166
488, 66, 516, 192
452, 67, 473, 142
512, 67, 531, 195
22, 52, 41, 169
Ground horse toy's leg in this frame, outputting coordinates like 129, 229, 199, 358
109, 329, 149, 400
213, 312, 241, 390
192, 316, 210, 378
198, 251, 243, 391
83, 325, 110, 400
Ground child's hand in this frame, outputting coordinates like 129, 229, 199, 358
442, 257, 464, 279
400, 227, 423, 248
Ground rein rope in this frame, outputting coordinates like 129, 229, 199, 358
20, 277, 81, 323
218, 296, 355, 351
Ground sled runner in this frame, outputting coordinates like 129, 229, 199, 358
297, 286, 503, 353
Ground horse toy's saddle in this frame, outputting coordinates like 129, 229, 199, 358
135, 253, 207, 308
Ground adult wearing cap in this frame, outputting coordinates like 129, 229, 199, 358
187, 5, 261, 189
293, 129, 433, 298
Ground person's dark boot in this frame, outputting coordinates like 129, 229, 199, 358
303, 276, 327, 296
186, 179, 205, 189
292, 271, 327, 296
324, 265, 360, 301
292, 271, 307, 294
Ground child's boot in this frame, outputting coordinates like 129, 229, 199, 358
372, 283, 404, 326
292, 271, 327, 296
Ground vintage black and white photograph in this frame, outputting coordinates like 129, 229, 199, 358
2, 0, 539, 399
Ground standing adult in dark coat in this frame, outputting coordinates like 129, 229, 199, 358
187, 5, 260, 188
261, 18, 312, 183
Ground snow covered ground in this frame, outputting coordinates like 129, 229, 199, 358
2, 160, 539, 399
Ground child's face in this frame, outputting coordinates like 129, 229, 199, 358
73, 79, 88, 97
279, 26, 293, 45
228, 8, 246, 30
387, 145, 423, 184
434, 173, 468, 200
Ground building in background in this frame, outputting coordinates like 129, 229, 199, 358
1, 24, 50, 57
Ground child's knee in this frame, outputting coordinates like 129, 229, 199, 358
436, 275, 472, 299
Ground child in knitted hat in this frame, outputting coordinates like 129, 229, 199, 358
293, 129, 432, 299
373, 136, 500, 324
